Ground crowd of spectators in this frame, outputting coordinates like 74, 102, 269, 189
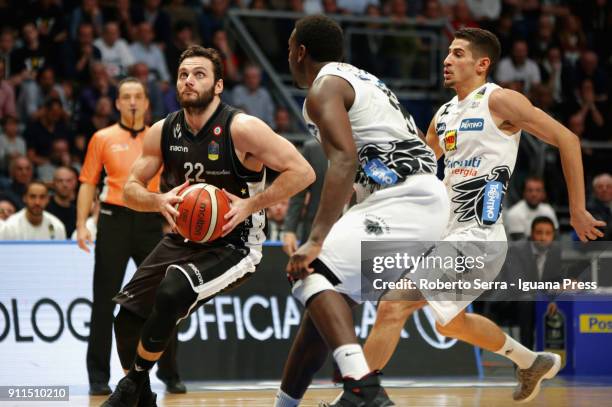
0, 0, 609, 242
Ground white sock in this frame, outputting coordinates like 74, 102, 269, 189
332, 344, 370, 380
495, 334, 537, 369
274, 389, 300, 407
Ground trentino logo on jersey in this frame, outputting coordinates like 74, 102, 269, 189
482, 181, 503, 223
208, 141, 219, 161
451, 166, 511, 226
363, 159, 398, 186
436, 122, 446, 136
444, 130, 457, 151
459, 118, 484, 132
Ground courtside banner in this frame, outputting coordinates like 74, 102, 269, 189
0, 242, 477, 385
361, 241, 612, 303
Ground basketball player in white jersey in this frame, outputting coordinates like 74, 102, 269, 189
357, 28, 606, 404
274, 15, 449, 407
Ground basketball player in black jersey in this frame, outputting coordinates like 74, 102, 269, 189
101, 45, 314, 407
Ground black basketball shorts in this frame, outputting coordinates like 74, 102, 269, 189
113, 234, 262, 319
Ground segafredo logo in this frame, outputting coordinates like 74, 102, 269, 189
459, 118, 484, 131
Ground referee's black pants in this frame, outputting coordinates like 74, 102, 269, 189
86, 203, 179, 385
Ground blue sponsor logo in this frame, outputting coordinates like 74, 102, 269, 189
459, 118, 484, 131
482, 181, 502, 223
436, 122, 446, 136
363, 159, 398, 186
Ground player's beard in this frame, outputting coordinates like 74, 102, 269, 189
179, 84, 215, 115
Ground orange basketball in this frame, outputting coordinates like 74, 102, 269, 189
175, 183, 231, 243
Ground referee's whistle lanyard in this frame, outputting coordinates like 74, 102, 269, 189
118, 121, 145, 138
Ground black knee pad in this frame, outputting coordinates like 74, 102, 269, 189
114, 307, 146, 370
140, 269, 197, 353
155, 268, 198, 321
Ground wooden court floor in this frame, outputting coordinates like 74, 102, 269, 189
88, 387, 612, 406
4, 383, 611, 407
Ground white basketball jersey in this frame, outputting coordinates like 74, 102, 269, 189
433, 83, 520, 233
303, 62, 437, 202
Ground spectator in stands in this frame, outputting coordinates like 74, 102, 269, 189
337, 0, 381, 14
69, 0, 105, 41
322, 0, 348, 14
141, 0, 172, 47
451, 0, 479, 32
530, 14, 558, 63
501, 216, 562, 350
31, 0, 68, 46
465, 0, 501, 22
36, 138, 73, 183
94, 21, 135, 79
0, 198, 15, 220
199, 0, 230, 46
505, 176, 559, 240
529, 84, 559, 117
0, 156, 33, 209
211, 29, 240, 85
10, 22, 49, 88
109, 0, 140, 42
558, 14, 586, 65
491, 12, 514, 58
164, 0, 201, 44
0, 29, 15, 80
75, 96, 114, 163
18, 67, 67, 121
0, 180, 66, 240
130, 21, 171, 84
496, 39, 541, 94
231, 64, 275, 126
165, 21, 195, 83
573, 51, 608, 102
60, 22, 102, 84
587, 173, 612, 240
78, 63, 118, 120
274, 106, 296, 134
564, 79, 606, 141
417, 0, 443, 21
282, 139, 327, 255
0, 59, 16, 119
24, 98, 72, 167
0, 116, 25, 175
46, 166, 78, 237
539, 46, 573, 104
266, 197, 289, 241
129, 62, 165, 121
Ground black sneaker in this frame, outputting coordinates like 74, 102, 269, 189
100, 376, 140, 407
156, 372, 187, 394
319, 371, 394, 407
137, 377, 157, 407
89, 383, 112, 396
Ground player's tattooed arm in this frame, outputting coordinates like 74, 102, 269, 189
489, 88, 606, 241
123, 119, 187, 228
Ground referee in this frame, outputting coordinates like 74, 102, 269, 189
77, 77, 185, 396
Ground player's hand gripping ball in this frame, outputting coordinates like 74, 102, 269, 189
175, 183, 231, 242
